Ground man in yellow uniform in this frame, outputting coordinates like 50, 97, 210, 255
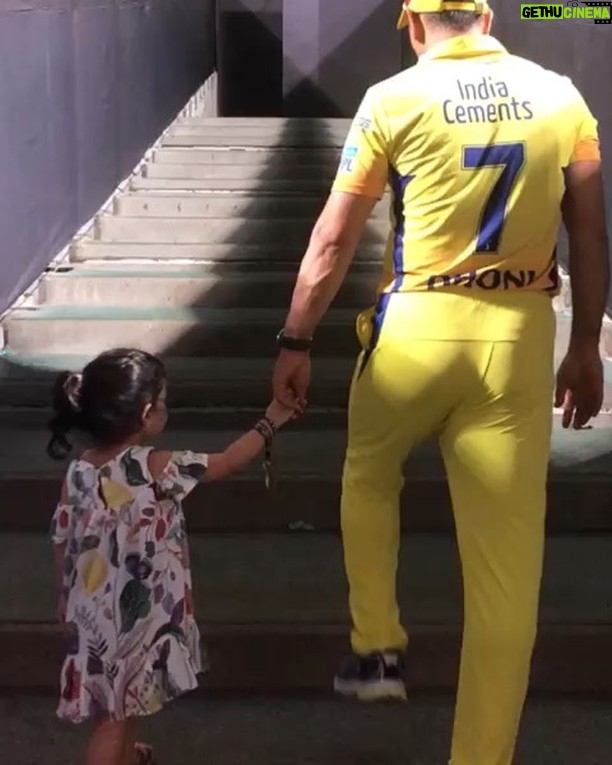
272, 2, 609, 763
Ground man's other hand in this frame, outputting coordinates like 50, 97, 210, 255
555, 344, 604, 429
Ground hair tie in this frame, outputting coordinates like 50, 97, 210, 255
63, 373, 83, 411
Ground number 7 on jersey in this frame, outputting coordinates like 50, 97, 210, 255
463, 142, 525, 254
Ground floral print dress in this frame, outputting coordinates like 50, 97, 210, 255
50, 446, 209, 723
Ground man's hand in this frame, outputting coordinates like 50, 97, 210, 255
272, 350, 311, 410
555, 344, 604, 429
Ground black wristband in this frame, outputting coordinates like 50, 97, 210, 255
262, 416, 278, 434
254, 419, 275, 446
276, 329, 312, 352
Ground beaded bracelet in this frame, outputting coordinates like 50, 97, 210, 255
253, 417, 278, 490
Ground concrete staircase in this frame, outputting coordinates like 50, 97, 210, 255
6, 695, 612, 765
2, 116, 612, 696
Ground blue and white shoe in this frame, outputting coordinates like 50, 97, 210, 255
333, 651, 407, 702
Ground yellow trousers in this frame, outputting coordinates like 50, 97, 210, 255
341, 291, 556, 765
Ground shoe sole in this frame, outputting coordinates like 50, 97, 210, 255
333, 677, 407, 702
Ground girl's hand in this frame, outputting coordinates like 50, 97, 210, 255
265, 398, 305, 430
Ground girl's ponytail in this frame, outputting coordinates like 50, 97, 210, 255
47, 371, 83, 460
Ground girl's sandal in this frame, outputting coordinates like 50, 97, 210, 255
134, 742, 155, 765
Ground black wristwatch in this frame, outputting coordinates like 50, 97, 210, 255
276, 329, 313, 352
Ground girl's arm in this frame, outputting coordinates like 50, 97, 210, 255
149, 400, 300, 484
205, 425, 273, 482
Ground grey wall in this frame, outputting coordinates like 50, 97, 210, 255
0, 0, 215, 315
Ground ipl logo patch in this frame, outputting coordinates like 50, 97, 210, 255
339, 146, 359, 173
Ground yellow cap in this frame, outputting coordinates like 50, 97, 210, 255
397, 0, 489, 29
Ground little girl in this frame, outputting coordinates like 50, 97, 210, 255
48, 347, 299, 765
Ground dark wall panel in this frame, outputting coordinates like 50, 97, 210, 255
317, 0, 402, 117
217, 0, 283, 117
0, 0, 216, 315
218, 0, 402, 118
282, 0, 321, 116
283, 0, 402, 117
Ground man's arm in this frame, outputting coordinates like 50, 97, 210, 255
562, 84, 609, 347
282, 85, 390, 339
555, 96, 609, 428
562, 160, 609, 349
283, 192, 378, 338
273, 86, 390, 407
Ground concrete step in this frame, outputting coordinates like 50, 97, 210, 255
177, 116, 353, 129
1, 306, 361, 356
0, 355, 356, 407
70, 241, 384, 263
7, 533, 612, 626
64, 240, 574, 316
7, 420, 610, 481
36, 268, 574, 315
3, 535, 612, 693
171, 122, 350, 136
143, 162, 337, 182
152, 147, 342, 165
0, 405, 345, 431
95, 216, 387, 245
163, 134, 347, 149
1, 419, 612, 534
130, 176, 335, 192
167, 125, 350, 144
3, 696, 612, 765
0, 305, 584, 358
114, 191, 389, 219
39, 268, 378, 308
5, 623, 612, 696
48, 259, 380, 275
3, 350, 610, 411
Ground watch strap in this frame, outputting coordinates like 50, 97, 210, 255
276, 329, 312, 352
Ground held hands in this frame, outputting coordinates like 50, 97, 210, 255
555, 343, 604, 429
272, 349, 312, 411
265, 397, 306, 430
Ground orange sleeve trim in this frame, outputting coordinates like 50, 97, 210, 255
570, 138, 601, 163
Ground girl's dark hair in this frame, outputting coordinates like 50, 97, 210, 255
47, 348, 166, 460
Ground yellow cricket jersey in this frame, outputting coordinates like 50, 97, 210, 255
333, 35, 600, 308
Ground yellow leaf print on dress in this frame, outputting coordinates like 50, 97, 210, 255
101, 478, 133, 508
83, 551, 108, 595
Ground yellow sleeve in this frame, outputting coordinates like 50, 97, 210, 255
332, 87, 389, 199
568, 86, 600, 163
